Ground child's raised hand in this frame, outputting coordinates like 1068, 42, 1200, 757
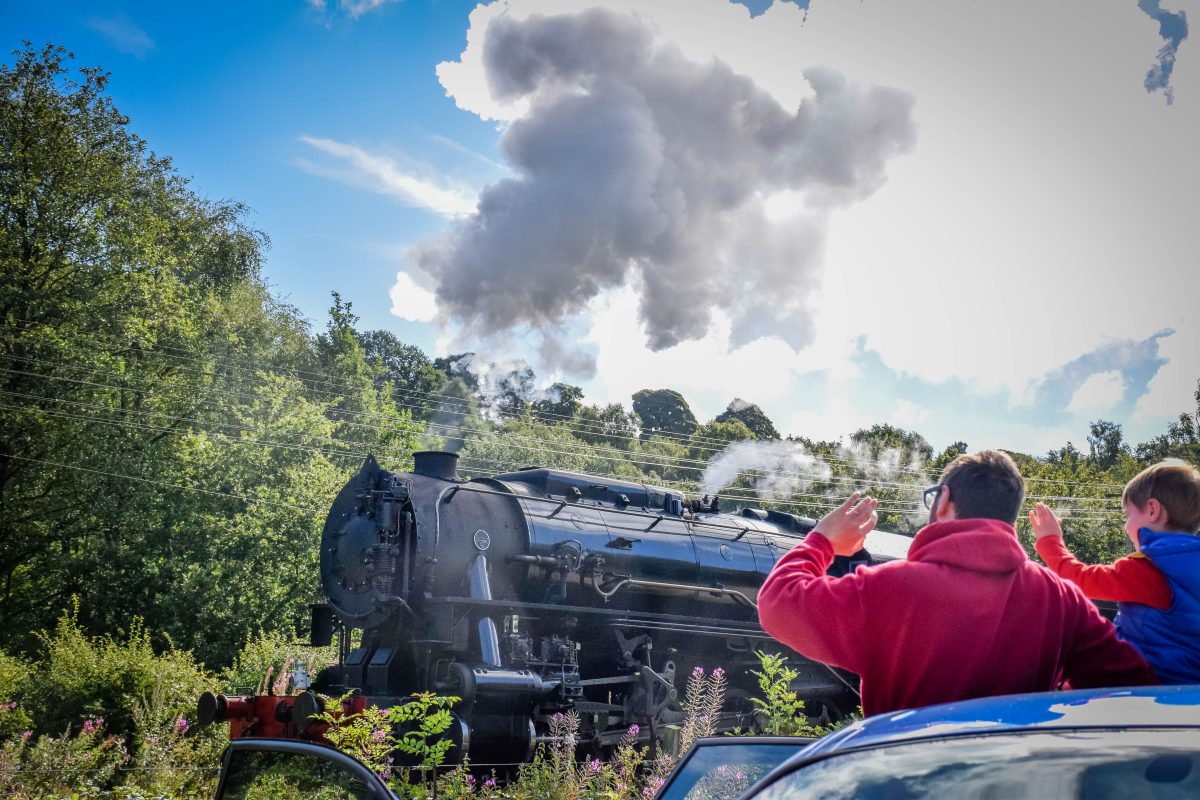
1029, 501, 1063, 540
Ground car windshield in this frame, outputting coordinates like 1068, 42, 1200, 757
753, 729, 1200, 799
220, 749, 393, 800
657, 742, 806, 800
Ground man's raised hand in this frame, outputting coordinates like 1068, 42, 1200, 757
811, 492, 878, 556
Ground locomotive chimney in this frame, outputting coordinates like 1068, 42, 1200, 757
413, 450, 459, 480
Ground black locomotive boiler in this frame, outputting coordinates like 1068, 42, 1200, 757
202, 451, 912, 765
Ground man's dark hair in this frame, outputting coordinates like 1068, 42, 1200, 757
939, 450, 1025, 524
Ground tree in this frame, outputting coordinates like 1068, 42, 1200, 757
570, 402, 637, 448
0, 45, 424, 666
357, 329, 445, 420
715, 399, 780, 440
531, 382, 584, 421
1135, 379, 1200, 463
0, 44, 268, 652
1087, 419, 1129, 470
849, 424, 934, 463
932, 441, 968, 471
632, 389, 698, 441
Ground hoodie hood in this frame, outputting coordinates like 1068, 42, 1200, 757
908, 518, 1028, 574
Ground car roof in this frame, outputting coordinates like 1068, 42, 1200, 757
797, 684, 1200, 759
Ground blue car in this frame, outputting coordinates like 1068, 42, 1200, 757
657, 685, 1200, 799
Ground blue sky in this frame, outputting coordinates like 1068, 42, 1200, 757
5, 0, 1198, 456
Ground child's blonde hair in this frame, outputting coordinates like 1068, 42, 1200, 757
1121, 459, 1200, 533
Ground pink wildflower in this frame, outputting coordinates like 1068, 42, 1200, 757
21, 730, 32, 741
588, 758, 602, 773
174, 717, 189, 734
145, 736, 159, 745
466, 774, 476, 785
712, 667, 725, 678
485, 778, 496, 788
692, 666, 704, 677
82, 717, 104, 735
627, 724, 639, 737
370, 728, 387, 742
2, 701, 16, 710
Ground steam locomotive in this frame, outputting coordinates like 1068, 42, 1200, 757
199, 451, 912, 765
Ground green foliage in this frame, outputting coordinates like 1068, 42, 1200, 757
531, 382, 584, 421
749, 651, 836, 738
0, 652, 32, 740
311, 692, 457, 790
220, 629, 338, 696
21, 604, 214, 742
715, 399, 779, 440
504, 712, 647, 800
633, 388, 699, 441
0, 717, 129, 799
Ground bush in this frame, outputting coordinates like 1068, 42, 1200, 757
220, 629, 338, 696
0, 652, 32, 741
21, 604, 216, 744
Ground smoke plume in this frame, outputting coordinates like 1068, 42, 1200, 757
415, 7, 916, 374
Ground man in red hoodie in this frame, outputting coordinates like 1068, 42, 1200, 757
758, 450, 1156, 717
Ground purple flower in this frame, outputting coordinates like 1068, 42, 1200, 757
370, 728, 387, 742
174, 717, 189, 735
466, 774, 476, 785
145, 736, 160, 745
627, 724, 639, 737
643, 788, 656, 798
2, 701, 16, 711
712, 667, 725, 678
484, 778, 496, 788
692, 666, 704, 677
82, 717, 104, 735
552, 712, 564, 722
21, 730, 32, 741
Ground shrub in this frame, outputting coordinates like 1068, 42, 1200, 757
21, 604, 215, 745
220, 629, 338, 695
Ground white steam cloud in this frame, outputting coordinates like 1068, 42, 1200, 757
701, 440, 833, 500
701, 439, 929, 528
413, 7, 916, 376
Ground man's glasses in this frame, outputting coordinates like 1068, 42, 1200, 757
923, 485, 943, 510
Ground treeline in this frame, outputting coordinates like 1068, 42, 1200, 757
4, 42, 1200, 679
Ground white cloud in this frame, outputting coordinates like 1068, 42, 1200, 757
1134, 320, 1200, 420
1066, 371, 1127, 413
389, 271, 440, 322
87, 15, 155, 59
297, 135, 478, 217
891, 399, 930, 428
400, 0, 1200, 454
309, 0, 401, 18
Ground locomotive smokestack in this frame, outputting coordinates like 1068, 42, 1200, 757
413, 450, 459, 480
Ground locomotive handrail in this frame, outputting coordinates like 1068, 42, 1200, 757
440, 484, 788, 545
591, 574, 759, 609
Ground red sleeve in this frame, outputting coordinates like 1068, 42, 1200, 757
1035, 537, 1172, 609
757, 532, 870, 673
1060, 585, 1159, 689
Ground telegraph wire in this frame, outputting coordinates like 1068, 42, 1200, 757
0, 320, 1141, 490
0, 355, 1132, 502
